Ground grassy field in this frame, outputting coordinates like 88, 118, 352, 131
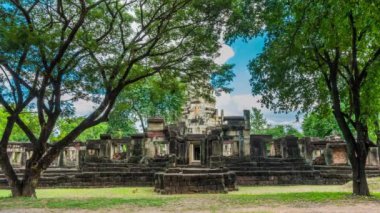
0, 179, 379, 212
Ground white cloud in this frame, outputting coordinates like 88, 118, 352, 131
214, 44, 235, 65
215, 92, 263, 115
61, 94, 99, 117
73, 99, 98, 116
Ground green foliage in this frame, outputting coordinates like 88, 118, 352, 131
259, 124, 302, 138
0, 107, 109, 142
109, 76, 186, 134
250, 107, 268, 134
52, 117, 110, 142
0, 107, 39, 142
0, 0, 238, 195
250, 107, 302, 138
302, 110, 342, 138
211, 64, 236, 94
0, 0, 235, 143
226, 0, 380, 140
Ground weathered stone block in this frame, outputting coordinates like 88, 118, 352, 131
154, 168, 237, 194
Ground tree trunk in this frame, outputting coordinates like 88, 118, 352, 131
351, 154, 370, 196
10, 155, 43, 198
377, 131, 380, 164
11, 180, 37, 197
348, 124, 370, 196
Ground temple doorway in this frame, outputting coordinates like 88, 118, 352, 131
189, 143, 201, 165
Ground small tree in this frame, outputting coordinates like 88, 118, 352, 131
0, 0, 233, 197
250, 107, 267, 134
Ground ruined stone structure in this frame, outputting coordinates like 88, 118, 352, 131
1, 97, 380, 191
299, 135, 380, 166
6, 142, 85, 168
154, 168, 237, 194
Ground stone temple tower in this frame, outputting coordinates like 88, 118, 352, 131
181, 95, 220, 135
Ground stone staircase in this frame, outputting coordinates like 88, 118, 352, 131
0, 162, 165, 188
314, 165, 380, 184
226, 157, 321, 185
0, 168, 81, 188
1, 159, 379, 188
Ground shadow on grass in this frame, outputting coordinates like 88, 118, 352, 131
0, 197, 175, 209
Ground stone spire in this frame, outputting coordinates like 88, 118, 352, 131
181, 88, 220, 134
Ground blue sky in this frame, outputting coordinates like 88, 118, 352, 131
226, 37, 265, 95
215, 37, 302, 129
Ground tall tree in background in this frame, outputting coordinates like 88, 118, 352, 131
227, 0, 380, 195
302, 109, 341, 138
250, 107, 302, 138
250, 107, 267, 134
263, 124, 302, 138
109, 77, 186, 133
0, 0, 234, 197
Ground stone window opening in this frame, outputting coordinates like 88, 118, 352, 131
155, 142, 169, 157
223, 143, 232, 156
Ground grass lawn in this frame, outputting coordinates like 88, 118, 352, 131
0, 179, 379, 212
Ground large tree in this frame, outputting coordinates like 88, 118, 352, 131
227, 0, 380, 195
0, 0, 233, 197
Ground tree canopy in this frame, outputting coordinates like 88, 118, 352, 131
0, 0, 234, 197
227, 0, 380, 196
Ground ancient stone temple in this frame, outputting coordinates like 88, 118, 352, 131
2, 96, 380, 191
